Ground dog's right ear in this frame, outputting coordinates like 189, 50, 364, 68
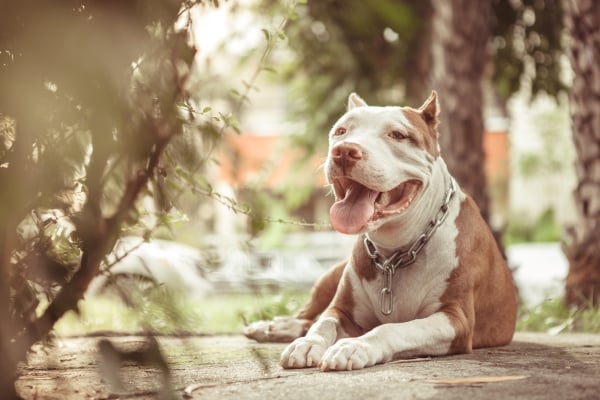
348, 93, 368, 110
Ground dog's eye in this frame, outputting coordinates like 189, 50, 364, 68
388, 130, 408, 140
334, 127, 347, 136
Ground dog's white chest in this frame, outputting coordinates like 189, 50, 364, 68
351, 194, 463, 326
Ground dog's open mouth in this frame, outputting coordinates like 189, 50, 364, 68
330, 178, 422, 234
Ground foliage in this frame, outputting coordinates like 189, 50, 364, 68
0, 0, 240, 397
504, 208, 562, 245
491, 0, 565, 100
0, 0, 312, 394
238, 291, 308, 323
56, 290, 309, 335
518, 297, 600, 333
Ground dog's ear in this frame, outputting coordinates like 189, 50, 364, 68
348, 93, 368, 110
418, 91, 439, 128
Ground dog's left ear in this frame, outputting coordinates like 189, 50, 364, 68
418, 91, 439, 128
348, 93, 368, 110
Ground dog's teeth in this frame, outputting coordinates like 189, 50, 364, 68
376, 192, 388, 206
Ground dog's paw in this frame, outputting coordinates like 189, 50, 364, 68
244, 317, 310, 343
319, 338, 377, 371
280, 336, 327, 369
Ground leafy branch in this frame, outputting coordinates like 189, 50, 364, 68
172, 0, 305, 216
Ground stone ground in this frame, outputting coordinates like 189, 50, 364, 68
16, 332, 600, 400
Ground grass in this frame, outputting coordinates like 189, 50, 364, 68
517, 297, 600, 334
54, 288, 600, 337
55, 289, 309, 336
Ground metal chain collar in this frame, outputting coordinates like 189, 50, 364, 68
363, 178, 456, 315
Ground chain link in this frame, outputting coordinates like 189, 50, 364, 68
364, 178, 456, 315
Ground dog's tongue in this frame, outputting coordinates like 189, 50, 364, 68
330, 182, 378, 234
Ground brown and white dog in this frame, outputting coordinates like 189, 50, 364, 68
244, 92, 517, 371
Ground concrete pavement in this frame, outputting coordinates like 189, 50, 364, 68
17, 332, 600, 399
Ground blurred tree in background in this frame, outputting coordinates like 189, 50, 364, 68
431, 0, 492, 221
562, 0, 600, 308
0, 1, 218, 397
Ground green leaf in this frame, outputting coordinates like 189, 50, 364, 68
261, 28, 271, 41
196, 176, 213, 194
262, 66, 277, 74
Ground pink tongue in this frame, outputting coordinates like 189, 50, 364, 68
330, 182, 378, 234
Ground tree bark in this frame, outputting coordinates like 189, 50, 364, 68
430, 0, 491, 222
563, 0, 600, 307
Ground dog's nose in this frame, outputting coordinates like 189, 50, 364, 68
331, 143, 363, 168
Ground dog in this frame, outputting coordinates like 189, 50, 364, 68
244, 91, 517, 371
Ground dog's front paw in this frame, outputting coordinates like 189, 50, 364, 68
280, 336, 327, 369
319, 338, 377, 371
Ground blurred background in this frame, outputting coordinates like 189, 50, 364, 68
1, 0, 597, 360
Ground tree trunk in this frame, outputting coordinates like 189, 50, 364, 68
430, 0, 491, 222
563, 0, 600, 307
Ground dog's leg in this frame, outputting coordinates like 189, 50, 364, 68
279, 313, 341, 368
282, 295, 472, 371
318, 303, 472, 371
280, 303, 367, 368
243, 260, 346, 343
280, 265, 366, 368
295, 259, 346, 320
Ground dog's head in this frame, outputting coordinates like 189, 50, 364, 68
324, 92, 441, 235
